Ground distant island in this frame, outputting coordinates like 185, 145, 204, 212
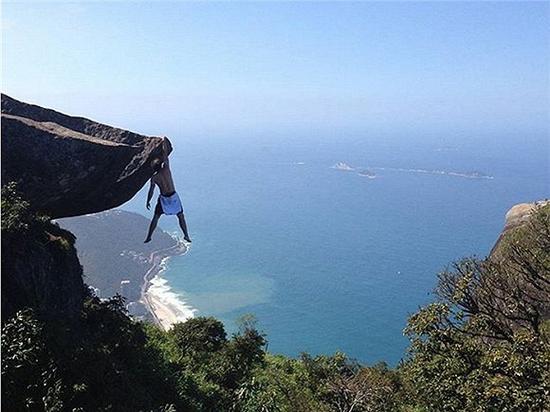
371, 166, 494, 179
331, 161, 355, 171
447, 170, 494, 179
357, 169, 376, 179
330, 162, 493, 180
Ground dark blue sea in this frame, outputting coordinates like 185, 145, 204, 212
123, 132, 548, 365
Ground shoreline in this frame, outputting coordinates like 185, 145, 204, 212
140, 241, 193, 330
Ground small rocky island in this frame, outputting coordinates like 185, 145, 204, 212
331, 161, 355, 171
357, 169, 376, 178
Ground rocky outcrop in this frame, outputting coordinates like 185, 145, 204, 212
490, 200, 549, 256
1, 95, 173, 321
1, 94, 170, 218
502, 201, 549, 230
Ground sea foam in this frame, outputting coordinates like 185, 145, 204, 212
147, 257, 197, 323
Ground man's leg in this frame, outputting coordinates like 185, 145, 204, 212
177, 212, 191, 242
144, 213, 161, 243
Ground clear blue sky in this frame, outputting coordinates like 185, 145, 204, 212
2, 1, 549, 140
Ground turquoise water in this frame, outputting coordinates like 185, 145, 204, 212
123, 133, 548, 365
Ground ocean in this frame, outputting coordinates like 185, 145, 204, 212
123, 132, 548, 365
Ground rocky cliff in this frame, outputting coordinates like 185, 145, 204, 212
1, 94, 169, 218
1, 95, 173, 321
1, 184, 86, 320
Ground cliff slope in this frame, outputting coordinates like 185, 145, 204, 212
58, 210, 179, 315
1, 184, 86, 320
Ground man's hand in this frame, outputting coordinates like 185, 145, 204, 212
162, 136, 173, 157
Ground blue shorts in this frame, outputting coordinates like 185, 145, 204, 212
155, 191, 183, 215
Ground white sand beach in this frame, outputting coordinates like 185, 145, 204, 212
140, 243, 195, 330
145, 273, 196, 330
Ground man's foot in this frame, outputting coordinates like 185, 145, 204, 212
184, 237, 192, 243
144, 237, 152, 243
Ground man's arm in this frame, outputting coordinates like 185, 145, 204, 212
162, 137, 172, 167
146, 178, 155, 210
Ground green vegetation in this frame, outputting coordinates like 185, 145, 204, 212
2, 181, 44, 233
2, 306, 406, 412
402, 204, 550, 412
2, 185, 549, 411
2, 298, 181, 411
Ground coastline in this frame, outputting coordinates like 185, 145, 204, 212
140, 241, 194, 330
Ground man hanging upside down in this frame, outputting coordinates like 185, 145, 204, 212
144, 137, 192, 243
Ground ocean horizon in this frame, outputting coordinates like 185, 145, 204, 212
123, 133, 548, 365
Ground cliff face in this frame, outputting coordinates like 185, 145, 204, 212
2, 226, 86, 321
1, 185, 86, 321
1, 94, 169, 218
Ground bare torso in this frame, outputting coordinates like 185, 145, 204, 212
153, 164, 176, 195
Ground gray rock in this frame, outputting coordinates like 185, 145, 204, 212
1, 94, 170, 218
490, 200, 549, 257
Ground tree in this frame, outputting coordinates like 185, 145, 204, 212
1, 309, 60, 411
403, 205, 550, 412
171, 316, 227, 356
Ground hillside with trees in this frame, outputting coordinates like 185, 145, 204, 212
2, 181, 548, 411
